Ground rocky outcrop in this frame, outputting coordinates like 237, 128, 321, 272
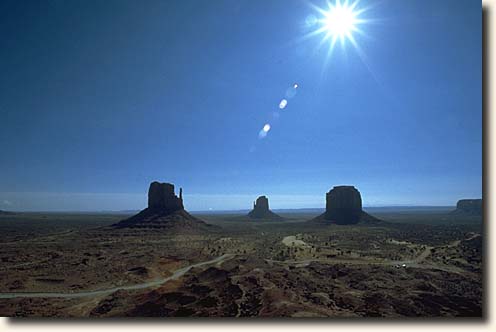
247, 196, 283, 220
313, 186, 380, 224
452, 199, 483, 216
114, 182, 214, 231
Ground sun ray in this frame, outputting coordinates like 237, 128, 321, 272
349, 0, 360, 11
321, 34, 339, 78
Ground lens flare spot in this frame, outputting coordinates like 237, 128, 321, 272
305, 14, 318, 27
279, 99, 288, 109
259, 124, 271, 139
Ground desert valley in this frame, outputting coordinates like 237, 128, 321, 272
0, 182, 482, 317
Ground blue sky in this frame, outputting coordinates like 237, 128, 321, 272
0, 0, 481, 211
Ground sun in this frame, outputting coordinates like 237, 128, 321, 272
322, 1, 358, 38
316, 0, 365, 48
304, 0, 370, 59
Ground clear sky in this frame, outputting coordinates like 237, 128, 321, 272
0, 0, 481, 211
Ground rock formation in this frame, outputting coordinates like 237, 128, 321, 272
452, 199, 483, 216
147, 182, 184, 213
247, 196, 283, 220
114, 182, 214, 230
313, 186, 380, 224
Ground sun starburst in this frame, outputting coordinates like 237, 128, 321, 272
302, 0, 372, 69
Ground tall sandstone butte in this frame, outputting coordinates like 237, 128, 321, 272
247, 195, 283, 220
313, 185, 380, 225
114, 181, 212, 230
147, 182, 184, 212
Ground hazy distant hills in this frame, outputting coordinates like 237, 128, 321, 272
0, 206, 456, 215
193, 206, 455, 215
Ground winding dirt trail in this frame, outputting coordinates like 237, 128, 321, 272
272, 233, 481, 276
0, 254, 234, 299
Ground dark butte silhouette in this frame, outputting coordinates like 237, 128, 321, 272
247, 196, 283, 220
114, 182, 214, 230
147, 182, 184, 212
313, 186, 381, 225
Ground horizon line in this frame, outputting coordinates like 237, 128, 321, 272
1, 205, 459, 214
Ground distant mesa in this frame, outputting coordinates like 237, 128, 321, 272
247, 196, 283, 220
312, 186, 381, 225
114, 182, 214, 230
452, 199, 483, 216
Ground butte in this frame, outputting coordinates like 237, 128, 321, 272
247, 196, 283, 220
114, 181, 216, 231
312, 185, 381, 225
